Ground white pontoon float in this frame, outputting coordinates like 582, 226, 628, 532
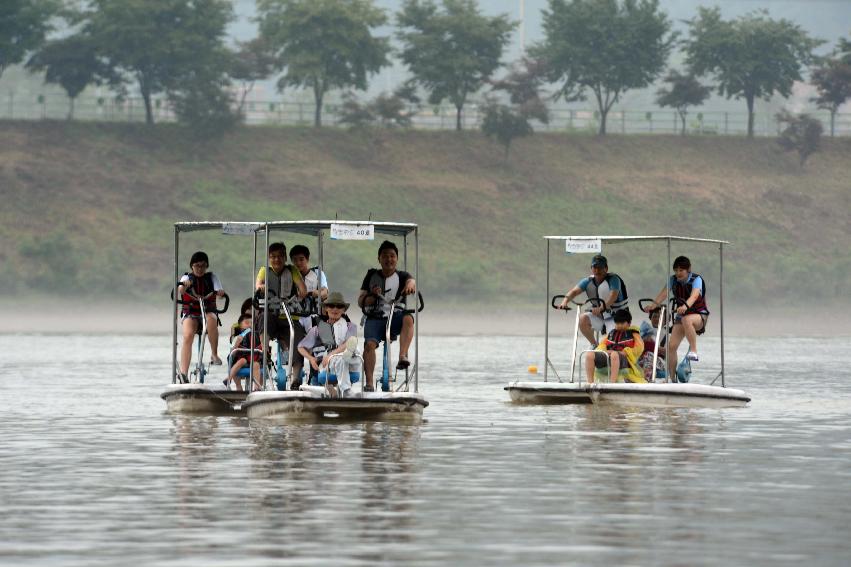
162, 221, 265, 414
242, 220, 428, 422
505, 236, 750, 408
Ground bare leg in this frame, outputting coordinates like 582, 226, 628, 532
206, 313, 220, 361
229, 358, 247, 391
251, 361, 262, 390
398, 315, 414, 358
667, 324, 686, 377
609, 352, 621, 382
363, 340, 379, 389
180, 318, 199, 376
681, 314, 704, 353
584, 351, 596, 383
578, 314, 597, 346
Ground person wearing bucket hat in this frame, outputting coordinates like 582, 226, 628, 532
557, 253, 629, 347
298, 292, 361, 397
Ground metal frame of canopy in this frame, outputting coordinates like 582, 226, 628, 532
171, 220, 421, 393
260, 220, 420, 393
542, 235, 730, 387
172, 221, 265, 386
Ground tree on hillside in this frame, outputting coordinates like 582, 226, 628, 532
810, 55, 851, 137
655, 70, 711, 136
481, 58, 549, 160
26, 34, 117, 119
230, 38, 276, 115
776, 110, 822, 168
83, 0, 234, 125
338, 85, 421, 129
685, 7, 821, 138
257, 0, 390, 128
397, 0, 515, 131
534, 0, 674, 135
0, 0, 57, 81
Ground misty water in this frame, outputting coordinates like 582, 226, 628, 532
1, 333, 850, 566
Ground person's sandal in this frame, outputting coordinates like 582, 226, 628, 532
363, 384, 375, 392
396, 355, 410, 369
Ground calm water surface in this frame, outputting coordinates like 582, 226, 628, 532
1, 334, 850, 566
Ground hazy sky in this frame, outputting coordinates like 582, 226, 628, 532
229, 0, 851, 103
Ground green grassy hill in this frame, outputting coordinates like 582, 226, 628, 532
1, 120, 849, 309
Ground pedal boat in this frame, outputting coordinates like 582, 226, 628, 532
242, 219, 427, 421
161, 383, 248, 414
506, 235, 751, 409
243, 387, 428, 422
162, 221, 269, 414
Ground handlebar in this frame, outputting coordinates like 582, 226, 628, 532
639, 298, 660, 313
171, 289, 230, 313
552, 296, 605, 311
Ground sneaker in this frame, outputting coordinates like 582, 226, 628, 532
686, 351, 699, 362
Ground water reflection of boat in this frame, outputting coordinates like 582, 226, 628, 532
506, 235, 750, 408
242, 220, 428, 422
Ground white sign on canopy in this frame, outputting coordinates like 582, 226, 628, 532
565, 239, 602, 254
330, 223, 375, 240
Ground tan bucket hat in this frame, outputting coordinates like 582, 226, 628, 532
324, 291, 350, 309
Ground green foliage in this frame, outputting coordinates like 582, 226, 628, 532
230, 38, 276, 113
26, 33, 116, 119
776, 110, 823, 168
84, 0, 234, 125
0, 0, 57, 80
655, 70, 711, 136
257, 0, 390, 128
535, 0, 674, 135
338, 86, 420, 130
397, 0, 515, 131
482, 58, 550, 160
481, 103, 533, 161
810, 56, 851, 137
168, 71, 240, 139
685, 7, 822, 138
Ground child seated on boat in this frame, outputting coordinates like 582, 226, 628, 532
230, 297, 254, 340
585, 309, 645, 384
227, 314, 262, 391
297, 292, 361, 397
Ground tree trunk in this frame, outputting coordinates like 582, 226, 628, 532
598, 107, 608, 135
67, 97, 75, 121
313, 85, 324, 128
746, 94, 755, 138
455, 104, 463, 131
830, 108, 836, 138
679, 110, 687, 136
139, 79, 154, 125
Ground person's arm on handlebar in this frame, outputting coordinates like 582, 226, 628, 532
647, 286, 667, 311
402, 277, 416, 296
558, 285, 582, 309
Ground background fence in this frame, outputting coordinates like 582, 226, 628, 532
1, 91, 849, 137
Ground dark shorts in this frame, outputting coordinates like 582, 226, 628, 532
232, 352, 261, 366
593, 351, 626, 369
256, 313, 306, 365
364, 311, 410, 345
674, 313, 709, 334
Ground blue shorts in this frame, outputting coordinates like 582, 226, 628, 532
364, 312, 410, 345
